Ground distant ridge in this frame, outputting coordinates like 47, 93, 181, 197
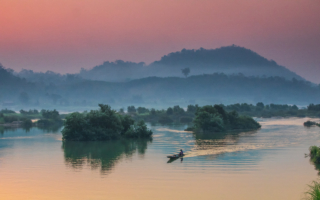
153, 45, 278, 66
150, 45, 304, 81
14, 45, 306, 83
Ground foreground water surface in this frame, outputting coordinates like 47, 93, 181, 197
1, 117, 320, 200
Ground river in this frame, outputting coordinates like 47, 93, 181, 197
0, 117, 319, 199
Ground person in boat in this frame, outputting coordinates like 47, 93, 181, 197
179, 149, 183, 156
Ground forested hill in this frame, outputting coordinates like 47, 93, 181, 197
74, 45, 304, 82
153, 45, 277, 66
150, 45, 304, 81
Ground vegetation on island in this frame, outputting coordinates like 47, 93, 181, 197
189, 105, 261, 132
126, 104, 260, 132
304, 180, 320, 200
127, 103, 320, 126
304, 121, 320, 127
37, 109, 63, 127
62, 104, 152, 141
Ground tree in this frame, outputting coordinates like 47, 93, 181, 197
127, 106, 136, 114
137, 107, 149, 114
194, 110, 224, 132
173, 105, 185, 114
187, 105, 198, 113
119, 108, 124, 113
150, 108, 156, 115
256, 102, 264, 111
181, 67, 190, 77
19, 92, 29, 105
41, 109, 60, 120
166, 107, 173, 115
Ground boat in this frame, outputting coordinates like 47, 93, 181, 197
167, 154, 184, 163
167, 154, 185, 159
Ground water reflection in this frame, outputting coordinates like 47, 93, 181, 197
311, 163, 320, 176
37, 124, 63, 133
0, 125, 63, 134
0, 126, 31, 134
189, 130, 258, 158
62, 139, 152, 174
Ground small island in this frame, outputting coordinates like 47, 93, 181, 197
62, 104, 153, 141
186, 105, 261, 132
304, 120, 320, 127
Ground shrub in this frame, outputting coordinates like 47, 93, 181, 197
310, 146, 320, 164
305, 180, 320, 200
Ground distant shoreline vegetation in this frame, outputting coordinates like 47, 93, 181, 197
61, 104, 152, 141
126, 103, 320, 126
125, 104, 261, 132
0, 108, 63, 131
60, 104, 260, 141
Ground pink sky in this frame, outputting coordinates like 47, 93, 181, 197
0, 0, 319, 82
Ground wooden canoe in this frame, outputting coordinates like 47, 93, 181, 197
167, 154, 184, 159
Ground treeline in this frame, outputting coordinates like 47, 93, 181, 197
0, 108, 63, 129
222, 103, 320, 118
124, 103, 320, 125
128, 105, 196, 124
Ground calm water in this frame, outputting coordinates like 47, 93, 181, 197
1, 118, 320, 200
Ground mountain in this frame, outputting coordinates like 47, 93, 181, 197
76, 45, 304, 82
150, 45, 304, 81
153, 45, 276, 66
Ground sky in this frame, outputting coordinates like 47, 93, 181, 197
0, 0, 319, 83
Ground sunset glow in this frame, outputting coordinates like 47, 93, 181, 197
0, 0, 319, 82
